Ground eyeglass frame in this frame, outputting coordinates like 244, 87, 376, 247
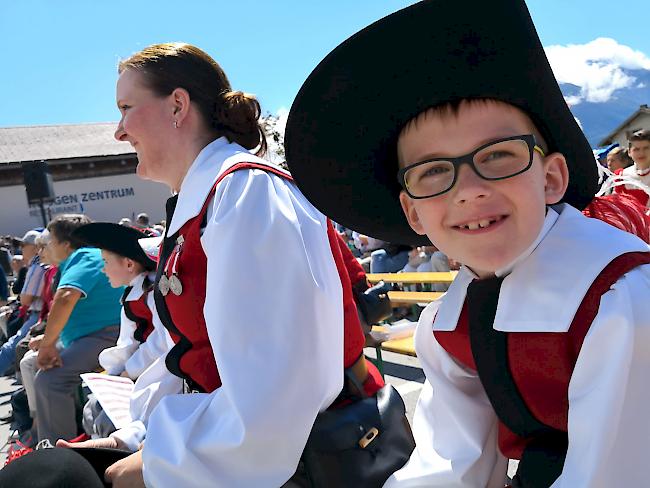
397, 134, 546, 199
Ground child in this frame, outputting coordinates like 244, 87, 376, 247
72, 222, 179, 447
614, 129, 650, 208
285, 1, 650, 486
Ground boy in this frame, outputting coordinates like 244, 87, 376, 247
614, 129, 650, 207
285, 1, 650, 486
71, 222, 179, 446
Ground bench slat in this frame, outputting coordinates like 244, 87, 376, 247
381, 335, 416, 356
367, 271, 456, 284
388, 290, 443, 305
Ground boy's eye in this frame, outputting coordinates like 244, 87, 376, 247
480, 150, 515, 163
418, 164, 450, 181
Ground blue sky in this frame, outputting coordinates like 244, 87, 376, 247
1, 0, 648, 127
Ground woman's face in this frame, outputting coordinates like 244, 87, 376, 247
114, 69, 176, 185
46, 233, 73, 264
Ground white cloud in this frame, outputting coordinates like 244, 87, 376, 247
545, 37, 650, 104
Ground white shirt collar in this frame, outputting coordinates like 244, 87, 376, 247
432, 203, 649, 332
166, 138, 287, 236
125, 271, 155, 301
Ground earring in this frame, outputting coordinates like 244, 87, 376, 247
173, 120, 178, 129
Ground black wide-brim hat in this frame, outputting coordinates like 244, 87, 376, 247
285, 0, 598, 245
72, 223, 156, 270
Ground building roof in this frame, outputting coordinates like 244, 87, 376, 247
599, 104, 650, 146
0, 122, 134, 164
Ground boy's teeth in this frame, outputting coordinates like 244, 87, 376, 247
478, 219, 491, 228
467, 222, 480, 230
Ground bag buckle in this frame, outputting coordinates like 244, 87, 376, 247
358, 427, 379, 448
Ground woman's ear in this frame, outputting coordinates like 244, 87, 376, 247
542, 152, 570, 205
399, 191, 427, 235
170, 87, 191, 127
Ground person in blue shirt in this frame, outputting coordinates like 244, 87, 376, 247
32, 214, 123, 444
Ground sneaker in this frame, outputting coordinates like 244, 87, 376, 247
4, 441, 33, 466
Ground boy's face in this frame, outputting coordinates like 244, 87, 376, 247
629, 140, 650, 169
397, 101, 568, 278
101, 250, 135, 288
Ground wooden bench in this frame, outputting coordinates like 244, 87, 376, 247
364, 271, 456, 373
380, 334, 416, 357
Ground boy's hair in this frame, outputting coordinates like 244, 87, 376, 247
47, 214, 92, 250
398, 98, 549, 165
628, 129, 650, 147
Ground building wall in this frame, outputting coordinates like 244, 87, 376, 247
1, 172, 169, 236
611, 113, 650, 147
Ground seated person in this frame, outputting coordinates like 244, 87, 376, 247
0, 230, 46, 374
31, 214, 124, 444
71, 222, 175, 439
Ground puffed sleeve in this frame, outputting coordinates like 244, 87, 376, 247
98, 307, 138, 375
111, 350, 183, 451
124, 295, 175, 379
142, 169, 344, 488
551, 264, 650, 487
384, 303, 508, 488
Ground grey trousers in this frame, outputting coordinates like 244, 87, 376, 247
34, 325, 119, 443
82, 394, 116, 438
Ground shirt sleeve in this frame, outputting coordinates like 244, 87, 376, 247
57, 250, 104, 298
21, 262, 46, 297
98, 308, 139, 375
111, 348, 183, 451
124, 296, 175, 379
384, 303, 508, 488
143, 169, 344, 488
551, 264, 650, 487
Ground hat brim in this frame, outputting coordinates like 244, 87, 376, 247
285, 0, 598, 245
73, 223, 156, 270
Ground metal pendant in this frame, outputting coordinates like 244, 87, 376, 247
169, 274, 183, 296
158, 274, 170, 296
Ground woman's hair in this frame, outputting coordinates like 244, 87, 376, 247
118, 42, 267, 156
47, 214, 92, 250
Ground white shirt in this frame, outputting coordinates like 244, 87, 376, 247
98, 272, 174, 378
97, 272, 179, 451
142, 138, 344, 487
385, 204, 650, 487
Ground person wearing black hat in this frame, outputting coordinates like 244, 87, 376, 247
66, 222, 180, 450
285, 1, 650, 486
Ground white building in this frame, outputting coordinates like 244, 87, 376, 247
599, 104, 650, 147
0, 123, 169, 236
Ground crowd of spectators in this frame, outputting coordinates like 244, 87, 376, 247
0, 211, 166, 462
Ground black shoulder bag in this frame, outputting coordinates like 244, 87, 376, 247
295, 364, 415, 488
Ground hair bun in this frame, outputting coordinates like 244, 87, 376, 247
213, 91, 266, 153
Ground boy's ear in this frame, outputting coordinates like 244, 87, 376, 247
542, 152, 570, 205
399, 191, 427, 235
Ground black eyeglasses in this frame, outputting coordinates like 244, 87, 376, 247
397, 134, 545, 199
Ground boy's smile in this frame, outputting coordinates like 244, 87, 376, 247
398, 100, 569, 278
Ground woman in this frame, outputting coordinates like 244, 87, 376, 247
0, 43, 382, 488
